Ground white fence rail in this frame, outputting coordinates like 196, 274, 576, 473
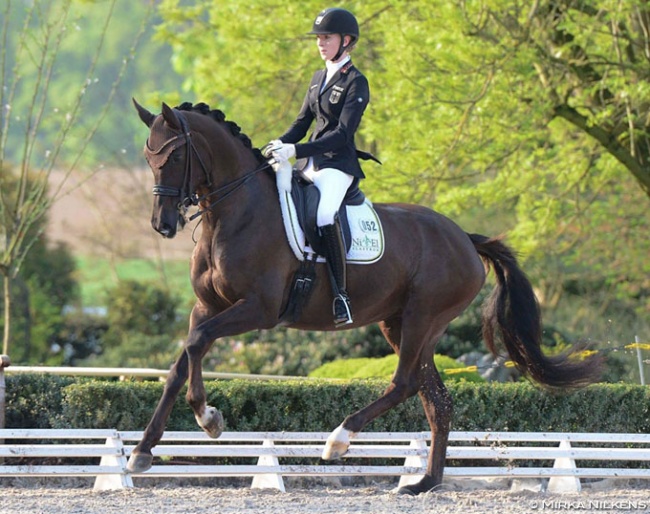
1, 429, 649, 493
2, 365, 302, 381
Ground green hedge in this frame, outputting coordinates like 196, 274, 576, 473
5, 375, 650, 434
4, 374, 79, 428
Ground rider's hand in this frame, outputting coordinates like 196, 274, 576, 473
272, 143, 296, 162
262, 139, 282, 158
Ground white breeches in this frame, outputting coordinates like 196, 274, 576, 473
303, 165, 354, 227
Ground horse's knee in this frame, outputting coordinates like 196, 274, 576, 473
386, 377, 419, 403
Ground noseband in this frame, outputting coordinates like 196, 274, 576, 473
147, 109, 269, 221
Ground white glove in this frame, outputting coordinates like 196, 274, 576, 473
262, 139, 282, 158
272, 158, 292, 193
272, 143, 296, 162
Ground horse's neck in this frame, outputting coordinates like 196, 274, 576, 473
201, 152, 278, 240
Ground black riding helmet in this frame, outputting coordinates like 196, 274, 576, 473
309, 8, 359, 61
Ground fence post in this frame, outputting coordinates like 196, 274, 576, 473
93, 433, 134, 490
547, 439, 581, 493
251, 439, 285, 492
396, 439, 428, 489
0, 355, 10, 430
636, 336, 646, 386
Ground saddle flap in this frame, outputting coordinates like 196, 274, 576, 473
289, 178, 353, 255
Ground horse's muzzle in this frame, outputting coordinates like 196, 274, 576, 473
151, 211, 179, 239
154, 222, 177, 239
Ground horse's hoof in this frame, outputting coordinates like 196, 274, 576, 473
196, 405, 224, 439
396, 486, 418, 496
126, 452, 153, 473
322, 425, 353, 460
396, 477, 439, 495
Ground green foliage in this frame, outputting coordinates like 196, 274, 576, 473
90, 333, 183, 369
451, 382, 650, 433
56, 379, 196, 431
5, 374, 79, 429
8, 376, 650, 435
0, 170, 79, 364
0, 0, 179, 359
104, 280, 181, 342
74, 256, 194, 308
1, 0, 182, 169
205, 325, 391, 377
309, 354, 484, 383
82, 279, 184, 367
47, 311, 108, 365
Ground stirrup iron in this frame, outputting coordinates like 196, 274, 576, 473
333, 293, 353, 326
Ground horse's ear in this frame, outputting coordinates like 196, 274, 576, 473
132, 98, 156, 127
161, 102, 182, 131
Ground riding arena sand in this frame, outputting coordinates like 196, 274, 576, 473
2, 477, 650, 514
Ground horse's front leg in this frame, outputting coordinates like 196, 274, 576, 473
184, 298, 266, 437
127, 298, 268, 473
127, 350, 189, 473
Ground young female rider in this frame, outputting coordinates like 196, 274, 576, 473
266, 7, 374, 326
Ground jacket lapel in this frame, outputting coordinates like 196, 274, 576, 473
319, 60, 354, 97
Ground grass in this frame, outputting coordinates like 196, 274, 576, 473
309, 354, 485, 382
75, 256, 195, 307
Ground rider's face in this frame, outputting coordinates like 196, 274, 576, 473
316, 33, 345, 62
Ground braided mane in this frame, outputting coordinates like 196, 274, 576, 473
175, 102, 264, 162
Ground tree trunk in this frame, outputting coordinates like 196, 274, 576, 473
2, 273, 10, 356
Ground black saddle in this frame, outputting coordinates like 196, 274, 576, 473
290, 173, 365, 257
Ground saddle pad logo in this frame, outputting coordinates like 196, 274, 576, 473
351, 216, 382, 256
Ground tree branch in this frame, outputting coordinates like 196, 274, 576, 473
553, 103, 650, 197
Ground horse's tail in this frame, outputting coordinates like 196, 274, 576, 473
468, 233, 602, 389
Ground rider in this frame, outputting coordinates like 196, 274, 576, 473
266, 7, 373, 326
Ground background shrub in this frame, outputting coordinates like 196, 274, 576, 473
6, 375, 647, 435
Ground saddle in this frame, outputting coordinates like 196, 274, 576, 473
278, 172, 366, 324
289, 173, 366, 257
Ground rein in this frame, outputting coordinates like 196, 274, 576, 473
187, 162, 270, 221
148, 109, 270, 221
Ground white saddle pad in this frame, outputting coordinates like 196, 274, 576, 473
278, 190, 384, 265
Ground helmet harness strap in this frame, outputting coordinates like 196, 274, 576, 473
333, 34, 352, 62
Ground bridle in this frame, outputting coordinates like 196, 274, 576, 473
147, 109, 270, 222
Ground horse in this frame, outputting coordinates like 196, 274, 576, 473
127, 99, 602, 494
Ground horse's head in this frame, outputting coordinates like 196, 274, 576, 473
133, 99, 213, 238
134, 99, 269, 239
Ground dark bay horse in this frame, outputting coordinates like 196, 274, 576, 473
128, 100, 602, 494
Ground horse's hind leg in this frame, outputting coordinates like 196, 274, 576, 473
398, 345, 452, 495
322, 315, 422, 459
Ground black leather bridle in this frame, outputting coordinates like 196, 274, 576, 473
147, 109, 269, 221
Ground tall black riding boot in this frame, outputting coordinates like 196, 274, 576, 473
320, 221, 353, 326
